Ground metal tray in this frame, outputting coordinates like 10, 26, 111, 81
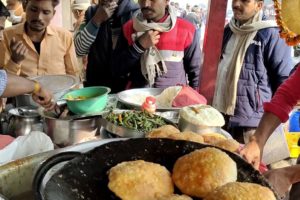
100, 110, 178, 138
117, 88, 180, 111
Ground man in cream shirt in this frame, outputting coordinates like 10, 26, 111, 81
0, 0, 79, 78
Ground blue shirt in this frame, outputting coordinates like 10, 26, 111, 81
0, 70, 7, 96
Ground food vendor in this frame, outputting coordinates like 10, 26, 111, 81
240, 1, 300, 198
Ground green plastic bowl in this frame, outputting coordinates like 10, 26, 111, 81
63, 86, 111, 115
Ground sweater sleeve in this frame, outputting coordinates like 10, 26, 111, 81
0, 70, 8, 97
264, 65, 300, 122
263, 28, 292, 93
74, 21, 99, 56
74, 6, 99, 57
183, 28, 201, 89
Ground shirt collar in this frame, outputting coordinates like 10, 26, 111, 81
15, 22, 55, 36
158, 12, 169, 23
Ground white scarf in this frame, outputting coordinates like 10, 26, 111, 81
132, 5, 177, 86
214, 11, 277, 115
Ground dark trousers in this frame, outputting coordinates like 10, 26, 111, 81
222, 114, 256, 144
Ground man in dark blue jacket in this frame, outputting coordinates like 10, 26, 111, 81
213, 0, 292, 143
74, 0, 139, 93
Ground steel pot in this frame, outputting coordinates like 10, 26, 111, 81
178, 116, 233, 138
7, 107, 43, 137
42, 111, 100, 147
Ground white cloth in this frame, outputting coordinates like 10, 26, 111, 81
213, 34, 239, 110
213, 11, 277, 115
0, 131, 54, 165
71, 0, 90, 11
132, 5, 177, 86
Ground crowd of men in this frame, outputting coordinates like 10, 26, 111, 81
0, 0, 299, 198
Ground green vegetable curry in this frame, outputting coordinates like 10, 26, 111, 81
105, 111, 167, 132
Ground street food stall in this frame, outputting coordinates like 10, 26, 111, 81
0, 0, 298, 199
0, 84, 281, 200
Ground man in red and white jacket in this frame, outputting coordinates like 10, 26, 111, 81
112, 0, 201, 89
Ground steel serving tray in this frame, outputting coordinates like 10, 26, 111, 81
117, 88, 181, 111
100, 110, 178, 138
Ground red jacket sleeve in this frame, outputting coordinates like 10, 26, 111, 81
264, 65, 300, 122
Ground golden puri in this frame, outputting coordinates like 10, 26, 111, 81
172, 147, 237, 198
155, 194, 193, 200
146, 125, 180, 138
204, 182, 276, 200
108, 160, 174, 200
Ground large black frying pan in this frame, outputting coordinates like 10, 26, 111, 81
33, 138, 279, 200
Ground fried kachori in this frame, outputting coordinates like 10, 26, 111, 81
146, 125, 180, 138
204, 182, 276, 200
172, 147, 237, 198
108, 160, 174, 200
155, 194, 193, 200
213, 139, 240, 152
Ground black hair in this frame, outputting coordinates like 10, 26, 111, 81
26, 0, 60, 8
0, 1, 10, 18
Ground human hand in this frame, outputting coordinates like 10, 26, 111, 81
92, 1, 118, 25
138, 30, 160, 49
239, 136, 263, 170
10, 37, 28, 64
264, 168, 291, 198
32, 87, 55, 111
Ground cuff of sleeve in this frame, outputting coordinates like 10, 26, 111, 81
264, 102, 289, 123
85, 21, 100, 36
6, 59, 21, 74
0, 70, 8, 96
133, 42, 145, 54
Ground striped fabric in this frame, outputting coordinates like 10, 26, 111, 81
74, 21, 99, 56
0, 70, 7, 96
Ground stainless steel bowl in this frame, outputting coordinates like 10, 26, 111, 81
178, 117, 232, 138
42, 111, 100, 147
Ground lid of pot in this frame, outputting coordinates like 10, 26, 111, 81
30, 75, 79, 94
9, 106, 40, 118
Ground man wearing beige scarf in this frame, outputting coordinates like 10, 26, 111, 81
112, 0, 201, 89
213, 0, 292, 143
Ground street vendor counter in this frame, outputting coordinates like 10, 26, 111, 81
0, 138, 121, 200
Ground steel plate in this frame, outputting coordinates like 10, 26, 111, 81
30, 75, 79, 96
100, 110, 178, 138
117, 88, 180, 111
